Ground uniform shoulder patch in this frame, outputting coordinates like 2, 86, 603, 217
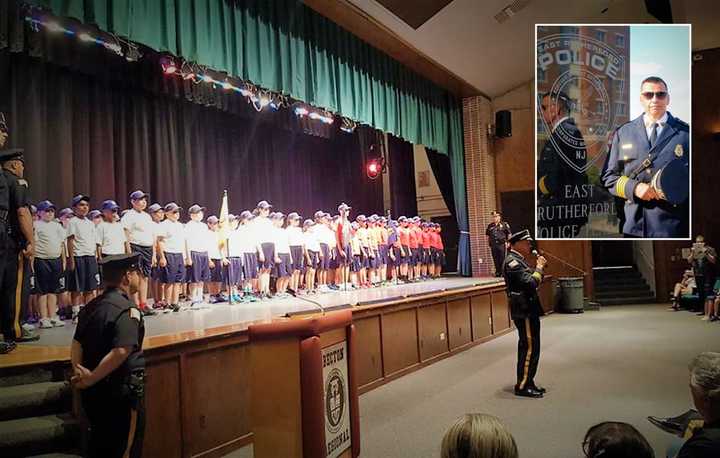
507, 260, 519, 268
129, 308, 142, 321
17, 179, 28, 186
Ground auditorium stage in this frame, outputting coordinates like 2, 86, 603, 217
1, 276, 504, 368
2, 275, 558, 458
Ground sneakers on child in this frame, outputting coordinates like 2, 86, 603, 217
39, 318, 53, 329
50, 316, 65, 327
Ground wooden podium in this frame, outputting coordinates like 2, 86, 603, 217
248, 309, 360, 458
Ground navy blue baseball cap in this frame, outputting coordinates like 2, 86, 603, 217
240, 210, 254, 220
89, 210, 102, 219
207, 215, 219, 224
188, 204, 206, 214
58, 207, 74, 218
37, 200, 56, 212
129, 190, 149, 201
71, 194, 91, 207
101, 200, 120, 212
164, 202, 181, 212
147, 203, 162, 213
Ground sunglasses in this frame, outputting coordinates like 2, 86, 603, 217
641, 91, 667, 100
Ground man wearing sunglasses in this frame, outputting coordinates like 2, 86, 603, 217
602, 76, 690, 238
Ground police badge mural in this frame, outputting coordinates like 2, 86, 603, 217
536, 25, 630, 238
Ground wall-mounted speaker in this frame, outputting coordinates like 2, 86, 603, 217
495, 110, 512, 138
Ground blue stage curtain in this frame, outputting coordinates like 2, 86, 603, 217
25, 0, 464, 158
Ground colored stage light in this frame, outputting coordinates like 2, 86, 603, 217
366, 159, 382, 180
78, 32, 95, 43
46, 21, 65, 33
222, 81, 233, 90
160, 56, 177, 75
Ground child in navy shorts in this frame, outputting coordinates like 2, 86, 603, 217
157, 203, 187, 311
33, 201, 66, 328
67, 195, 100, 322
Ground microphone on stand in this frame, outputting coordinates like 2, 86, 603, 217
287, 288, 325, 315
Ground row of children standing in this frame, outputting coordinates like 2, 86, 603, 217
28, 191, 445, 328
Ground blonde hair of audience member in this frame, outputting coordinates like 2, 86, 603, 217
441, 414, 518, 458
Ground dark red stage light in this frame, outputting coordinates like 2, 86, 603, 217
366, 159, 381, 180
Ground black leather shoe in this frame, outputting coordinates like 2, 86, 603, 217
514, 387, 543, 398
648, 416, 683, 436
530, 383, 546, 394
0, 341, 17, 354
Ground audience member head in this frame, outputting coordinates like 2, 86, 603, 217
441, 413, 518, 458
689, 352, 720, 423
582, 421, 653, 458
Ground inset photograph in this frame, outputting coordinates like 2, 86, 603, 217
535, 24, 690, 239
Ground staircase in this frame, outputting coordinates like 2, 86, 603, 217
593, 266, 656, 305
0, 362, 81, 458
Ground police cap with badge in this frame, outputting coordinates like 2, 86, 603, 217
0, 148, 24, 164
508, 229, 533, 245
99, 253, 141, 276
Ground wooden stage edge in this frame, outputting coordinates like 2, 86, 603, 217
3, 278, 555, 458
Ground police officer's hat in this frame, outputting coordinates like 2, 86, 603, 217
491, 210, 501, 216
99, 253, 141, 273
71, 194, 91, 207
0, 148, 24, 164
508, 229, 533, 245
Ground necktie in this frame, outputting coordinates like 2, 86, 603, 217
649, 122, 658, 148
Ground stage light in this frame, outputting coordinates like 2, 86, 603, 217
259, 96, 270, 108
366, 158, 382, 180
46, 21, 65, 33
295, 107, 309, 117
182, 72, 195, 80
201, 74, 213, 83
221, 81, 233, 90
160, 56, 177, 75
78, 32, 95, 43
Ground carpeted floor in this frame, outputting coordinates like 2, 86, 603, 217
226, 304, 719, 458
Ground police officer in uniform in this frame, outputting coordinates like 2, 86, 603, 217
602, 76, 689, 238
485, 211, 511, 277
0, 147, 36, 354
537, 91, 589, 238
71, 253, 146, 457
503, 230, 547, 398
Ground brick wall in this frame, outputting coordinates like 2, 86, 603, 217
463, 96, 496, 276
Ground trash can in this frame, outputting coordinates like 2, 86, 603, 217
557, 277, 584, 313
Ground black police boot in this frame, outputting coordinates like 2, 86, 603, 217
514, 386, 543, 398
529, 382, 546, 394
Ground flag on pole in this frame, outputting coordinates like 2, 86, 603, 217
218, 190, 230, 251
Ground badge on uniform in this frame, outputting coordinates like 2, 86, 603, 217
674, 144, 684, 157
18, 179, 28, 187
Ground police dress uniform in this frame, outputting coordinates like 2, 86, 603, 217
73, 254, 145, 458
486, 218, 511, 277
0, 148, 31, 345
537, 117, 589, 237
503, 230, 545, 397
602, 112, 689, 238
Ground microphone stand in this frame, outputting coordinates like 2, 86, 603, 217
534, 249, 587, 276
287, 288, 325, 315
